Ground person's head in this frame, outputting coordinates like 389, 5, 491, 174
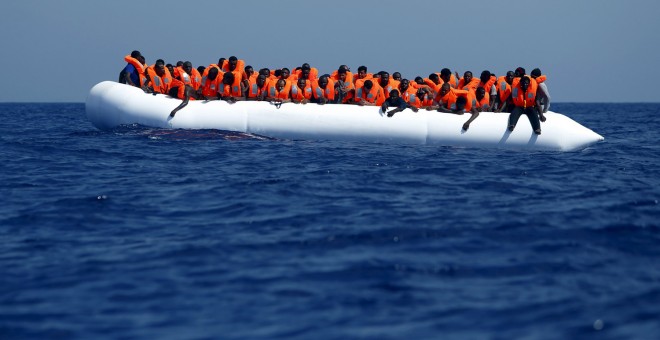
197, 66, 206, 75
338, 68, 347, 82
318, 75, 329, 88
218, 58, 226, 67
357, 66, 367, 78
429, 73, 440, 84
338, 65, 350, 73
506, 71, 515, 83
176, 61, 184, 67
257, 74, 267, 87
297, 78, 306, 88
259, 68, 270, 77
392, 72, 402, 81
440, 68, 452, 82
166, 64, 175, 76
183, 61, 193, 75
223, 71, 235, 85
364, 80, 373, 90
137, 56, 146, 65
155, 59, 166, 77
301, 68, 310, 79
302, 63, 311, 71
440, 83, 451, 96
463, 71, 473, 83
476, 87, 486, 100
480, 70, 491, 83
245, 65, 254, 77
379, 71, 390, 85
208, 67, 219, 81
228, 56, 238, 71
280, 68, 290, 79
274, 69, 282, 78
530, 68, 542, 79
389, 89, 400, 100
520, 76, 531, 92
130, 50, 141, 58
414, 76, 424, 85
400, 79, 410, 91
276, 79, 286, 91
515, 67, 526, 77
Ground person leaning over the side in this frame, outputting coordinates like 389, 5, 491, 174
382, 89, 418, 117
507, 76, 545, 135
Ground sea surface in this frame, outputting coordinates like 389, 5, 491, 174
1, 102, 659, 340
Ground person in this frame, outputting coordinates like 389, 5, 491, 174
266, 79, 291, 103
382, 89, 418, 117
354, 80, 385, 106
219, 72, 244, 103
293, 63, 318, 82
398, 79, 423, 109
245, 65, 257, 82
290, 78, 313, 104
145, 59, 172, 94
508, 76, 544, 134
246, 74, 269, 100
423, 73, 443, 94
333, 68, 355, 103
439, 68, 459, 88
312, 75, 336, 104
476, 70, 497, 107
168, 78, 199, 117
530, 68, 551, 113
435, 83, 470, 113
376, 71, 400, 99
457, 71, 480, 92
198, 67, 222, 100
179, 61, 202, 90
353, 65, 373, 86
330, 65, 353, 84
494, 71, 515, 112
472, 87, 491, 112
119, 50, 145, 88
392, 72, 402, 82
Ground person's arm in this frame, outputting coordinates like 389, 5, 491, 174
462, 111, 480, 131
538, 83, 551, 113
170, 87, 193, 117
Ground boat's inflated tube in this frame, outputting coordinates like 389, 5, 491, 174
86, 81, 604, 151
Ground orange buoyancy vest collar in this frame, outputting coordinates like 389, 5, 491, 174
436, 88, 469, 110
496, 76, 512, 102
356, 83, 385, 106
147, 66, 173, 94
330, 70, 354, 84
474, 93, 490, 110
533, 75, 547, 84
179, 68, 202, 90
457, 77, 480, 92
400, 87, 421, 108
202, 64, 221, 78
512, 79, 538, 108
268, 82, 291, 100
246, 77, 267, 99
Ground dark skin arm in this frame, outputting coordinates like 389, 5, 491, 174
462, 109, 480, 131
169, 86, 194, 117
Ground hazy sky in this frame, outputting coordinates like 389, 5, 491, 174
1, 0, 659, 102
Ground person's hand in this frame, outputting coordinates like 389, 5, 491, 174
462, 122, 470, 131
540, 114, 546, 122
411, 107, 419, 113
169, 110, 176, 117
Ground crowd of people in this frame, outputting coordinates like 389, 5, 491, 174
119, 51, 551, 133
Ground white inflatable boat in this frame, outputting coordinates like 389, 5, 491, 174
86, 81, 603, 151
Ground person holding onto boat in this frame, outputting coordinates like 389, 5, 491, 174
265, 79, 291, 103
290, 78, 313, 104
382, 89, 418, 117
178, 61, 202, 91
494, 71, 515, 112
508, 76, 544, 134
312, 75, 336, 105
530, 68, 551, 114
168, 79, 199, 117
219, 71, 244, 103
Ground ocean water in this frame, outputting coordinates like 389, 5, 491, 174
1, 102, 659, 340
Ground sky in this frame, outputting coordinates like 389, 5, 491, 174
1, 0, 659, 103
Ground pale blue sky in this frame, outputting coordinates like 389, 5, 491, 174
1, 0, 659, 102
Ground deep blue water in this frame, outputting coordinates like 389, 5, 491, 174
1, 102, 659, 339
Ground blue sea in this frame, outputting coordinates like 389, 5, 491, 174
1, 102, 659, 340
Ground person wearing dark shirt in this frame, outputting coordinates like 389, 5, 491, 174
382, 90, 418, 117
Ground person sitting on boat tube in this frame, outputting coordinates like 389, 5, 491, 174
530, 68, 551, 114
355, 80, 385, 106
508, 76, 544, 135
198, 67, 222, 100
119, 50, 146, 88
494, 71, 515, 113
145, 59, 172, 95
397, 79, 422, 109
265, 79, 291, 103
382, 89, 418, 117
179, 61, 202, 91
290, 78, 313, 104
246, 74, 269, 101
333, 68, 355, 104
434, 83, 481, 131
219, 72, 245, 103
311, 75, 336, 105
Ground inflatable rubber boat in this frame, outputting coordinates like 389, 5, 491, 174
86, 81, 604, 151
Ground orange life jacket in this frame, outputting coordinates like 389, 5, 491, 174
312, 79, 336, 101
200, 73, 223, 98
330, 70, 354, 84
335, 80, 355, 103
246, 77, 268, 99
146, 66, 173, 94
436, 88, 470, 110
512, 79, 538, 108
435, 73, 459, 88
379, 79, 401, 99
496, 76, 512, 102
476, 76, 497, 96
124, 55, 147, 86
420, 93, 434, 107
294, 67, 319, 81
202, 63, 221, 78
290, 82, 313, 101
169, 78, 195, 100
473, 93, 490, 111
355, 82, 385, 106
353, 73, 373, 87
267, 82, 291, 100
400, 87, 421, 108
179, 68, 202, 90
423, 78, 443, 94
220, 79, 243, 97
221, 59, 246, 73
457, 77, 480, 92
533, 75, 547, 84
